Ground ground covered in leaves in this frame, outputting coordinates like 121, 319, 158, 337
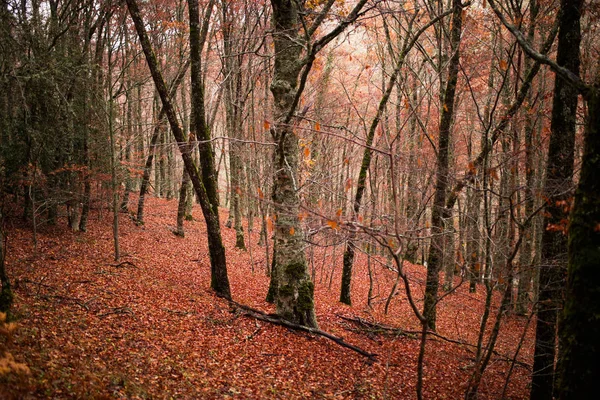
2, 197, 534, 399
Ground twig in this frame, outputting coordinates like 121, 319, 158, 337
162, 308, 197, 316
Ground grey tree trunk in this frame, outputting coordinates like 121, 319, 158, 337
268, 0, 317, 327
516, 0, 540, 315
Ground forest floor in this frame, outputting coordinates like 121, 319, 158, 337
1, 197, 534, 399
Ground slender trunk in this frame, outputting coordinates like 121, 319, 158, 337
423, 0, 463, 331
0, 211, 13, 313
127, 0, 230, 299
176, 168, 190, 237
137, 61, 191, 225
107, 17, 120, 262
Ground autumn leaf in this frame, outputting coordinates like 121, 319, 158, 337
257, 187, 264, 199
315, 122, 321, 131
327, 220, 339, 230
499, 60, 508, 71
289, 227, 295, 235
303, 147, 310, 158
336, 208, 343, 218
467, 162, 477, 175
263, 120, 271, 130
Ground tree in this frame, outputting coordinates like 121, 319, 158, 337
126, 0, 231, 299
267, 0, 369, 326
488, 0, 598, 398
530, 0, 580, 395
422, 0, 464, 331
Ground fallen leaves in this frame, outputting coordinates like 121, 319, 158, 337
3, 197, 534, 399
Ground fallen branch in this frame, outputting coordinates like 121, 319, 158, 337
230, 301, 377, 362
337, 314, 530, 369
337, 314, 418, 339
98, 306, 134, 318
162, 308, 197, 316
40, 294, 91, 311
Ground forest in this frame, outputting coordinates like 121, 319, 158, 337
0, 0, 598, 398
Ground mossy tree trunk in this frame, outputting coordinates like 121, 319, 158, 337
267, 0, 367, 325
531, 0, 580, 398
269, 0, 317, 327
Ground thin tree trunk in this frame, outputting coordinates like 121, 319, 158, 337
126, 0, 231, 299
136, 61, 191, 225
423, 0, 463, 331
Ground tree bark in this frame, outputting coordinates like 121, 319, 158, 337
531, 0, 581, 398
269, 0, 318, 327
423, 0, 463, 331
557, 79, 599, 400
126, 0, 230, 299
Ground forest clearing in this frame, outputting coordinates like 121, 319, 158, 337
1, 0, 599, 399
2, 197, 533, 399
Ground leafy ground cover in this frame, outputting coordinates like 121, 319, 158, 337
1, 197, 533, 399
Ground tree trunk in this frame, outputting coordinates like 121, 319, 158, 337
557, 79, 599, 400
137, 61, 190, 225
0, 210, 13, 313
423, 0, 463, 331
176, 168, 191, 237
126, 0, 230, 299
268, 0, 317, 327
531, 0, 581, 397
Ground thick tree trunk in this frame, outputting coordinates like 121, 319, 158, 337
531, 0, 581, 398
557, 80, 599, 400
268, 0, 317, 327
